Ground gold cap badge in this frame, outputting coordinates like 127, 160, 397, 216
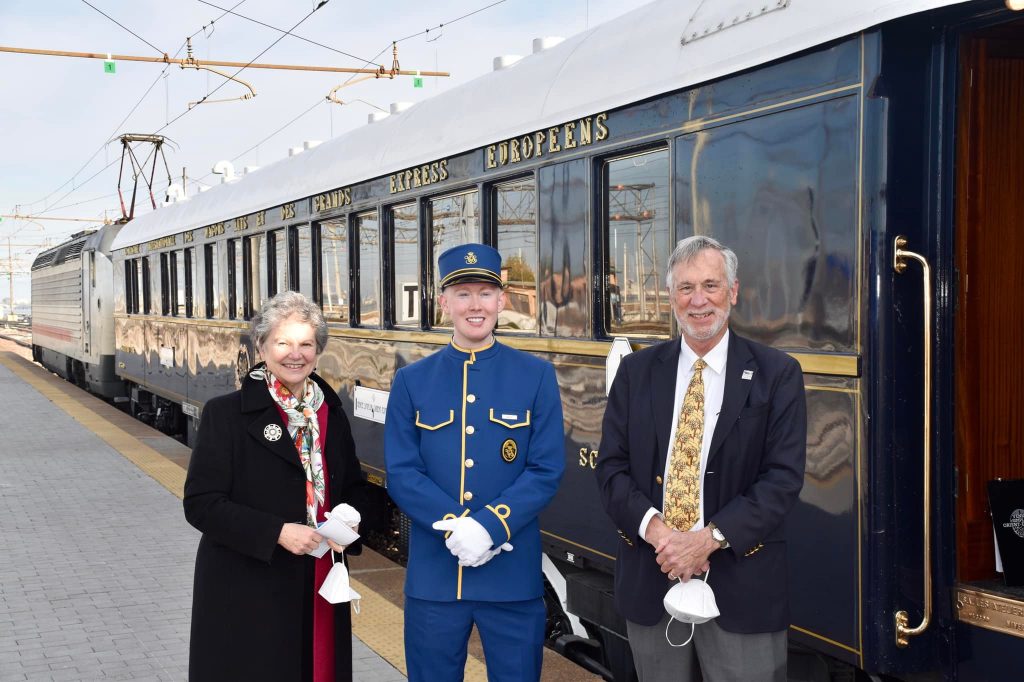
465, 251, 478, 264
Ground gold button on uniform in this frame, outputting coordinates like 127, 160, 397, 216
655, 475, 663, 485
465, 459, 475, 468
464, 491, 474, 501
466, 425, 475, 435
467, 394, 476, 403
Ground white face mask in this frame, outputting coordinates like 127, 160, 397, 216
663, 568, 720, 647
318, 557, 362, 613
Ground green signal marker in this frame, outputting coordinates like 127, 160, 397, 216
413, 77, 423, 88
104, 60, 116, 74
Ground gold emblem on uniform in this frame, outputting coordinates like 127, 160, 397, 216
501, 438, 517, 462
465, 251, 478, 264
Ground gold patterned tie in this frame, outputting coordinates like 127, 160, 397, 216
663, 358, 706, 531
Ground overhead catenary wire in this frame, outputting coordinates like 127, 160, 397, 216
196, 0, 381, 68
80, 0, 165, 55
23, 2, 331, 222
18, 0, 510, 227
17, 1, 248, 214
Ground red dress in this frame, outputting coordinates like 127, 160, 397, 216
276, 403, 335, 682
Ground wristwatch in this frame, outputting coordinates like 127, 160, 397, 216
707, 522, 729, 549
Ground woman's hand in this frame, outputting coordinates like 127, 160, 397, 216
278, 523, 323, 556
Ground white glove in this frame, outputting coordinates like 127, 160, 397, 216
326, 503, 361, 531
431, 517, 512, 567
464, 541, 514, 568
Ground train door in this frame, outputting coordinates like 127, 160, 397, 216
951, 18, 1024, 681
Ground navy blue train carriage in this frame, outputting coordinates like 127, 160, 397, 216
32, 0, 1024, 678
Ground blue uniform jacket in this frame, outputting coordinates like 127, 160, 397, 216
385, 339, 565, 602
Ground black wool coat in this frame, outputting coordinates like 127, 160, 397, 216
184, 367, 367, 682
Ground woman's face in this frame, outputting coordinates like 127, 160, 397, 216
260, 314, 319, 396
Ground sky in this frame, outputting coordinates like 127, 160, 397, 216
0, 0, 652, 307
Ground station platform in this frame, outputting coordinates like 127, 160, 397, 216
0, 339, 598, 682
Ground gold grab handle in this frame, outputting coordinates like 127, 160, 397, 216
892, 235, 932, 648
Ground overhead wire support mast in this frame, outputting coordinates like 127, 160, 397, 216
117, 134, 174, 221
0, 45, 450, 77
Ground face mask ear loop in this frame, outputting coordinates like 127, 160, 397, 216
334, 549, 361, 614
665, 615, 696, 647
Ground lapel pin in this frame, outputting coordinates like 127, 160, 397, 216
741, 369, 754, 381
264, 424, 283, 441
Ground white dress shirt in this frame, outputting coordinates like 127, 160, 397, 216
638, 330, 729, 540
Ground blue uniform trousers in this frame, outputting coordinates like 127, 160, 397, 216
404, 595, 546, 682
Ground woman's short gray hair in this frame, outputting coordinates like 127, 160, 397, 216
665, 235, 739, 289
251, 291, 329, 354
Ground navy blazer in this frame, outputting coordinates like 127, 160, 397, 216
595, 331, 806, 632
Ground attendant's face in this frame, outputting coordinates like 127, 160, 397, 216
439, 282, 505, 350
669, 249, 738, 356
259, 314, 319, 396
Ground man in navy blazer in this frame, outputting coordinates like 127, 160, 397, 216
595, 236, 806, 681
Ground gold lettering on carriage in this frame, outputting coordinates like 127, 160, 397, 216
486, 112, 609, 170
206, 223, 226, 238
389, 160, 450, 194
147, 235, 177, 250
123, 245, 141, 255
235, 216, 249, 231
313, 188, 352, 212
955, 587, 1024, 639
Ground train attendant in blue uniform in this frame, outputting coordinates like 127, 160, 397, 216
385, 243, 565, 682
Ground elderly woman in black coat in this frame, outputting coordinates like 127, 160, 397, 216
184, 291, 366, 682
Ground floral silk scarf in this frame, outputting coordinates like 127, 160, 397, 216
251, 365, 326, 527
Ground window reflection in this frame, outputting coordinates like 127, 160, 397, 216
250, 234, 267, 312
297, 226, 313, 297
270, 229, 287, 296
392, 204, 419, 327
431, 192, 479, 326
358, 211, 381, 327
604, 149, 671, 336
321, 218, 349, 323
496, 179, 537, 332
173, 251, 186, 317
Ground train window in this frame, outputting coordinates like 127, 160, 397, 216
160, 253, 171, 315
495, 179, 538, 332
204, 243, 219, 319
228, 239, 244, 320
603, 148, 672, 337
430, 191, 480, 326
125, 259, 138, 314
249, 233, 267, 311
241, 237, 254, 319
295, 225, 314, 298
358, 211, 381, 327
269, 229, 287, 296
392, 204, 419, 327
142, 256, 153, 315
184, 248, 195, 318
168, 251, 181, 317
320, 218, 350, 323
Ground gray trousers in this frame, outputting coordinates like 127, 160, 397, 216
626, 613, 787, 682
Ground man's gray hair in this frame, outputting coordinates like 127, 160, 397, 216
251, 291, 329, 353
665, 235, 738, 289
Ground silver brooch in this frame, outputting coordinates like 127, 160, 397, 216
264, 424, 283, 441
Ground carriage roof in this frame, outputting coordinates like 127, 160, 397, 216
111, 0, 971, 250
